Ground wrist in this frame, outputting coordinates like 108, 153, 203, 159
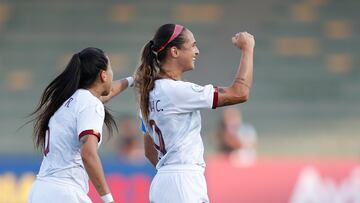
101, 193, 113, 203
241, 46, 254, 53
126, 76, 134, 87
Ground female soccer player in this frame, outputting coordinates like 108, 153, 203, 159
28, 47, 133, 203
134, 24, 254, 203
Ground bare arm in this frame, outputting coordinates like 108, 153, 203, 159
100, 77, 133, 103
217, 32, 255, 107
80, 135, 113, 202
144, 133, 158, 167
221, 130, 243, 149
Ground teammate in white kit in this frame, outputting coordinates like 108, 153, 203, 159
134, 24, 255, 203
28, 47, 133, 203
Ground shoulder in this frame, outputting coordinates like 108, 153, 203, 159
156, 79, 205, 93
74, 89, 104, 114
76, 89, 102, 103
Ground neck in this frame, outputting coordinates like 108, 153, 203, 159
87, 86, 103, 99
160, 60, 183, 81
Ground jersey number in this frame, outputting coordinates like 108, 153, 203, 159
44, 128, 50, 156
149, 120, 167, 155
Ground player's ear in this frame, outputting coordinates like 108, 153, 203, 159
99, 69, 107, 82
169, 46, 179, 58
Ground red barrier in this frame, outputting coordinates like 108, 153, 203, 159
88, 174, 151, 203
85, 156, 359, 203
206, 155, 360, 203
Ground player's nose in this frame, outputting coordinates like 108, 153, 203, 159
195, 47, 200, 56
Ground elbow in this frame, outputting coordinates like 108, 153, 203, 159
233, 89, 250, 103
239, 93, 249, 103
228, 83, 251, 104
234, 95, 248, 104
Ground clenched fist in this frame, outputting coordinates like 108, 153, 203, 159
232, 32, 255, 50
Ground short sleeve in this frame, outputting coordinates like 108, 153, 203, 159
166, 81, 218, 113
77, 102, 105, 142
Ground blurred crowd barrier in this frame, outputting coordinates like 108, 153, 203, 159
0, 155, 155, 203
1, 155, 359, 203
207, 155, 360, 203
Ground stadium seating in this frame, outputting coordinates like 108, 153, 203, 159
0, 0, 359, 154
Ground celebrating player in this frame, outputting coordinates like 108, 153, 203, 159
28, 47, 133, 203
134, 24, 255, 203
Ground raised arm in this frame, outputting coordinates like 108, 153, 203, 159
100, 76, 134, 103
217, 32, 255, 107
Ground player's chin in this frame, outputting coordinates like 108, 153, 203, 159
184, 65, 195, 72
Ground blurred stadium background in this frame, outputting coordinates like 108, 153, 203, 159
0, 0, 359, 202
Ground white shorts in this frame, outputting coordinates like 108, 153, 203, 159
149, 165, 210, 203
28, 179, 92, 203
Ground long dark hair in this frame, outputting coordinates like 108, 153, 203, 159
31, 47, 116, 150
134, 24, 186, 124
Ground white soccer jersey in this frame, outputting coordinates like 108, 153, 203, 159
36, 89, 105, 193
142, 79, 218, 169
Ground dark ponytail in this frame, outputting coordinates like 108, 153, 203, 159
31, 47, 116, 150
134, 24, 186, 124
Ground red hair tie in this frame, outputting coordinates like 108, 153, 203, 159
156, 24, 184, 53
